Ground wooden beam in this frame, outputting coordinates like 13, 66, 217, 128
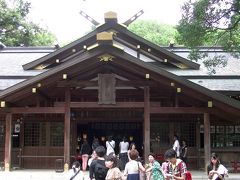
4, 113, 12, 171
64, 87, 71, 171
150, 107, 209, 114
54, 102, 144, 108
11, 107, 64, 114
57, 79, 155, 88
144, 86, 150, 162
58, 80, 98, 87
204, 113, 210, 170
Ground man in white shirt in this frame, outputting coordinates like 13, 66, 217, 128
173, 135, 180, 158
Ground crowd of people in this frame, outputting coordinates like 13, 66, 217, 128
66, 135, 228, 180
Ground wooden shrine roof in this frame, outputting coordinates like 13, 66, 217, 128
0, 43, 240, 117
22, 23, 200, 71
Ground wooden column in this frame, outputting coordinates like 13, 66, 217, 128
4, 113, 12, 171
144, 86, 150, 161
204, 113, 210, 170
196, 119, 201, 169
64, 87, 71, 171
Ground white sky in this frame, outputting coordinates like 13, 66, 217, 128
27, 0, 187, 44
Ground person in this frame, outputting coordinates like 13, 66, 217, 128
164, 148, 187, 180
89, 146, 108, 180
161, 160, 169, 175
207, 153, 228, 180
172, 135, 180, 158
80, 138, 92, 171
106, 136, 115, 156
74, 149, 82, 165
128, 142, 137, 161
119, 136, 129, 170
105, 154, 124, 180
124, 149, 145, 180
145, 153, 165, 180
66, 161, 84, 180
92, 136, 100, 150
88, 149, 97, 167
180, 140, 188, 166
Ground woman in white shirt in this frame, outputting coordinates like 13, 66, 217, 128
124, 149, 145, 180
207, 153, 228, 180
172, 135, 180, 158
119, 137, 129, 170
66, 161, 84, 180
106, 136, 115, 156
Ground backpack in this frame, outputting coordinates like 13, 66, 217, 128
94, 161, 108, 180
185, 171, 192, 180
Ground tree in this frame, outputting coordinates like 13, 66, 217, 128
0, 0, 56, 46
128, 20, 179, 46
177, 0, 240, 74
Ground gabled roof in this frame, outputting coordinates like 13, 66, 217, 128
1, 43, 240, 116
22, 21, 200, 70
0, 46, 239, 91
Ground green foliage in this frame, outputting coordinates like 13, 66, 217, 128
128, 20, 179, 46
0, 0, 56, 46
203, 55, 228, 74
177, 0, 240, 73
178, 0, 240, 49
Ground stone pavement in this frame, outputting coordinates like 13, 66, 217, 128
0, 169, 239, 180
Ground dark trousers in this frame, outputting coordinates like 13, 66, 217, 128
119, 152, 128, 170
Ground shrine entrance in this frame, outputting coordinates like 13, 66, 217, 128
77, 121, 143, 155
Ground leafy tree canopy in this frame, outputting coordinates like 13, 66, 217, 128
177, 0, 240, 74
128, 20, 179, 46
0, 0, 56, 46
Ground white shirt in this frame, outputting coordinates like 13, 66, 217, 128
119, 141, 129, 153
173, 140, 180, 157
106, 140, 115, 155
66, 168, 84, 180
212, 164, 228, 180
124, 160, 140, 175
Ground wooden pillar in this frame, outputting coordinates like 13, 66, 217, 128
64, 87, 71, 171
71, 118, 77, 155
4, 113, 12, 171
196, 119, 201, 169
144, 86, 150, 161
204, 113, 210, 170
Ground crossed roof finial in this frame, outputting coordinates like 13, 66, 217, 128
79, 10, 144, 26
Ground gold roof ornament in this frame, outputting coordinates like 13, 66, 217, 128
63, 74, 68, 80
104, 11, 118, 23
208, 101, 213, 108
96, 32, 113, 41
98, 54, 114, 62
177, 87, 181, 93
0, 101, 6, 108
32, 87, 37, 93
